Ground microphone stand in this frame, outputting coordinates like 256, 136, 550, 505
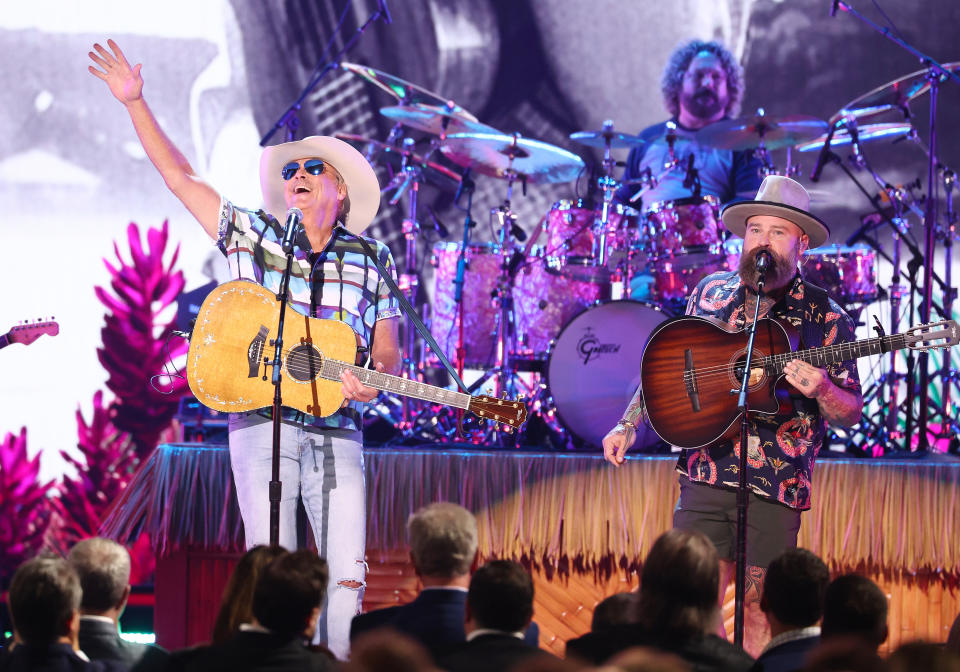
259, 3, 390, 146
266, 228, 299, 546
733, 262, 769, 648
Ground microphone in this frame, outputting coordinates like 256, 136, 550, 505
829, 0, 840, 16
682, 154, 696, 188
810, 124, 836, 183
281, 208, 303, 253
426, 205, 450, 238
755, 248, 772, 272
378, 0, 393, 24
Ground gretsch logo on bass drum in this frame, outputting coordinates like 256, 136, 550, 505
577, 327, 621, 364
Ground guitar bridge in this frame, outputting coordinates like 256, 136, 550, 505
683, 348, 701, 413
247, 326, 269, 378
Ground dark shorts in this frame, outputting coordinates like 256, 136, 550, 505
673, 476, 802, 569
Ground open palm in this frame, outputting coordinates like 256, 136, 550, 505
88, 39, 143, 103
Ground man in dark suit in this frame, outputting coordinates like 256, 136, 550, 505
438, 560, 554, 672
350, 502, 477, 659
67, 538, 168, 671
751, 548, 830, 672
175, 550, 336, 671
0, 556, 123, 672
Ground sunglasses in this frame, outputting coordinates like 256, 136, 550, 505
281, 159, 325, 180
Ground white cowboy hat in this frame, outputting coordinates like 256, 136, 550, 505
260, 135, 380, 235
721, 175, 830, 248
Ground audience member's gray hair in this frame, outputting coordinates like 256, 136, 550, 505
67, 537, 131, 612
406, 502, 478, 577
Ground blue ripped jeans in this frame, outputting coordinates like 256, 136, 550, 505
228, 412, 366, 660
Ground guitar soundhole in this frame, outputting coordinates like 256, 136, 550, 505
286, 344, 323, 382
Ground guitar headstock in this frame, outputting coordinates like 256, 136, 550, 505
903, 320, 959, 351
467, 395, 528, 429
6, 319, 59, 346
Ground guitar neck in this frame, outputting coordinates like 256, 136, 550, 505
0, 333, 8, 350
319, 359, 472, 410
766, 333, 909, 374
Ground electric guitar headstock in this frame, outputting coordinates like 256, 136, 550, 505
2, 318, 59, 349
467, 394, 528, 429
903, 319, 959, 351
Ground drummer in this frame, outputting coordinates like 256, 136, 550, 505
617, 39, 763, 208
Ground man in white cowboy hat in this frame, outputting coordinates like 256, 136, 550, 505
602, 175, 863, 655
89, 40, 401, 659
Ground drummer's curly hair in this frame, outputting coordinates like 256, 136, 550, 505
661, 39, 744, 119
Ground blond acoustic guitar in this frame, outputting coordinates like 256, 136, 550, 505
187, 280, 528, 429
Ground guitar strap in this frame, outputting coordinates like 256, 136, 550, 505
343, 230, 470, 394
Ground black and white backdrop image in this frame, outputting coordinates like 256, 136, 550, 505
2, 0, 958, 477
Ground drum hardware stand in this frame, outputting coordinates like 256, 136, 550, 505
833, 1, 960, 451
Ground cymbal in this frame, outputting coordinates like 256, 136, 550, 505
335, 133, 461, 190
795, 122, 913, 153
379, 104, 499, 137
340, 62, 477, 119
440, 132, 586, 184
696, 113, 828, 151
569, 129, 645, 149
835, 62, 960, 122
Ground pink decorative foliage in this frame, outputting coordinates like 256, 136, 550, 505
95, 220, 189, 458
0, 428, 53, 583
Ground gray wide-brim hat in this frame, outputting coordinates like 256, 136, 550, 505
721, 175, 830, 248
260, 135, 380, 235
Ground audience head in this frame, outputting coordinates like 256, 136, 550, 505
591, 592, 640, 631
467, 560, 534, 633
821, 574, 888, 650
407, 502, 478, 579
252, 549, 328, 639
212, 544, 288, 643
802, 636, 887, 672
345, 629, 439, 672
637, 529, 719, 639
66, 537, 131, 615
949, 609, 960, 656
8, 556, 82, 646
604, 646, 693, 672
887, 641, 960, 672
761, 548, 830, 629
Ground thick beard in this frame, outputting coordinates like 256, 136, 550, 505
680, 89, 724, 120
738, 247, 793, 290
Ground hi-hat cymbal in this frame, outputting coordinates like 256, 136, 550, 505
835, 63, 960, 122
379, 104, 499, 137
340, 62, 477, 119
335, 133, 461, 191
569, 129, 645, 149
795, 122, 913, 153
696, 113, 828, 151
440, 132, 586, 184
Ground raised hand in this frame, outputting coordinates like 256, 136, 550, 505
88, 39, 143, 104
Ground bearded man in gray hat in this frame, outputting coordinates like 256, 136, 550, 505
602, 175, 863, 655
89, 39, 401, 659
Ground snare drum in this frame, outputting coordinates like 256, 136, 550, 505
641, 195, 723, 267
802, 245, 878, 304
546, 300, 670, 449
430, 242, 502, 366
543, 199, 640, 282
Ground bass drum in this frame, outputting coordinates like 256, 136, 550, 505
546, 301, 670, 449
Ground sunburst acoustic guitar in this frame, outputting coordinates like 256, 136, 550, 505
186, 280, 527, 429
641, 315, 959, 449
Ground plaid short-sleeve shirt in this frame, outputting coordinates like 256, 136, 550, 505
676, 271, 862, 510
216, 198, 401, 430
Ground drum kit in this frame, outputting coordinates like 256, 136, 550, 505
335, 60, 957, 451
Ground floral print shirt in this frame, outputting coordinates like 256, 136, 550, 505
676, 271, 861, 510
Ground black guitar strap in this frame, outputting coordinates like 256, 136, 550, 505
344, 230, 469, 394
